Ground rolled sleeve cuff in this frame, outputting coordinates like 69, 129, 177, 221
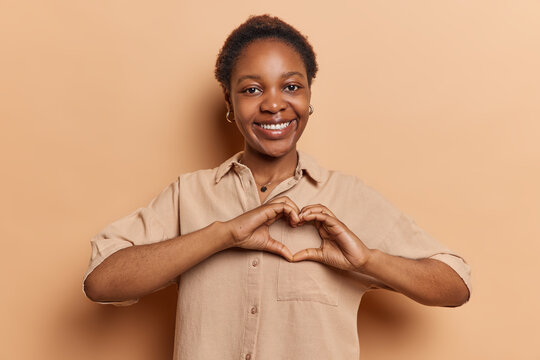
429, 253, 472, 301
82, 240, 139, 306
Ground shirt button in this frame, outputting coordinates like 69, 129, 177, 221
250, 306, 257, 314
245, 354, 252, 360
251, 258, 259, 267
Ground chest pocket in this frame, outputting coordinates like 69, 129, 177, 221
277, 223, 343, 306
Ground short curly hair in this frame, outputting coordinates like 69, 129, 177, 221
215, 15, 318, 91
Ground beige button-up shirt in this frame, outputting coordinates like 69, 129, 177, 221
84, 151, 471, 360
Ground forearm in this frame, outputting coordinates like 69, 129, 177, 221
361, 249, 470, 307
84, 221, 231, 302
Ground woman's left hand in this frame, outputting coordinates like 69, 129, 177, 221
292, 204, 372, 272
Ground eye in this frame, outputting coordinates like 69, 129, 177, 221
243, 87, 261, 95
285, 84, 300, 92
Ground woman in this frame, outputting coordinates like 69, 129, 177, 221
83, 15, 471, 359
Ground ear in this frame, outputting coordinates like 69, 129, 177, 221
223, 89, 233, 112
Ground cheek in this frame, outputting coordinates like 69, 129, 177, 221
232, 97, 258, 120
233, 104, 257, 138
291, 89, 310, 109
237, 104, 258, 120
291, 97, 310, 116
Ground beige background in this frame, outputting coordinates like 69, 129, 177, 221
1, 0, 539, 359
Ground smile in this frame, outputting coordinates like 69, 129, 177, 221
256, 121, 292, 130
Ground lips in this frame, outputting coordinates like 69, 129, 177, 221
257, 121, 291, 130
253, 119, 296, 139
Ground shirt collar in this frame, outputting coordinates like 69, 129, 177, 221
214, 150, 325, 184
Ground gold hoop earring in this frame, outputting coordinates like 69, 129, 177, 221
226, 111, 234, 123
308, 104, 314, 115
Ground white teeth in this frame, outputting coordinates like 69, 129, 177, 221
259, 121, 291, 130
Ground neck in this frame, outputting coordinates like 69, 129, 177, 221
240, 147, 298, 185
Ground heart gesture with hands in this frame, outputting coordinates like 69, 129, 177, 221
226, 196, 371, 272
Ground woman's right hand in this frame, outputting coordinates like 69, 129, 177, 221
224, 196, 300, 261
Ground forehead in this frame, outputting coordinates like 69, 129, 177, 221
231, 39, 306, 80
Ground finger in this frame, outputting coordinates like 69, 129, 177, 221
302, 213, 344, 236
281, 202, 301, 227
299, 204, 336, 221
303, 207, 335, 218
265, 238, 293, 262
292, 247, 324, 263
262, 202, 300, 226
300, 212, 339, 226
298, 204, 320, 225
269, 196, 300, 215
300, 203, 332, 211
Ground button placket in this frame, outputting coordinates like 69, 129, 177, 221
234, 164, 262, 209
244, 174, 261, 208
235, 160, 300, 360
262, 177, 299, 204
240, 251, 263, 359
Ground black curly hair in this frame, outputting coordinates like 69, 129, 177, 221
215, 15, 318, 92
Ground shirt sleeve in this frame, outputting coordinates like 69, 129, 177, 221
82, 178, 181, 306
378, 212, 472, 298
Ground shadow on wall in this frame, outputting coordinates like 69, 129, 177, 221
58, 285, 178, 360
207, 91, 245, 162
180, 81, 245, 169
357, 290, 429, 354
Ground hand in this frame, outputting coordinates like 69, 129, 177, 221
225, 196, 300, 261
293, 204, 372, 271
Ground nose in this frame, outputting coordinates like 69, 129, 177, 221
260, 89, 286, 113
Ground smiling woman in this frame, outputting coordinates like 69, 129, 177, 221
82, 14, 471, 360
228, 39, 311, 175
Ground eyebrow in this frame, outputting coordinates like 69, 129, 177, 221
236, 71, 305, 85
236, 75, 262, 85
282, 71, 305, 79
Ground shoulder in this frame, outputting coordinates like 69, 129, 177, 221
298, 151, 397, 212
325, 169, 394, 208
179, 167, 218, 183
176, 168, 223, 199
178, 152, 242, 185
317, 167, 402, 228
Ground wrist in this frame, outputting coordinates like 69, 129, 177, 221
355, 248, 380, 274
210, 221, 235, 251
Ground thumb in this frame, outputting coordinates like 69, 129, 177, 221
265, 238, 293, 262
292, 248, 323, 263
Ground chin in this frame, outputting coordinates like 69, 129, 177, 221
258, 144, 296, 159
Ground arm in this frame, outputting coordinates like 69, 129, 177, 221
361, 250, 469, 307
84, 221, 229, 302
84, 197, 300, 303
292, 205, 470, 307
